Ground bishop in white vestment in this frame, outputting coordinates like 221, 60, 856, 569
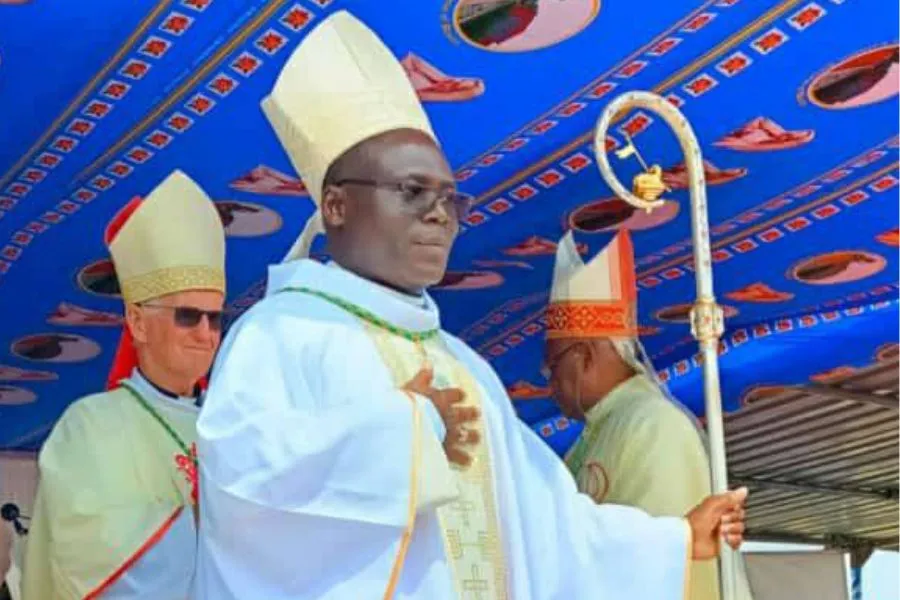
195, 11, 747, 600
21, 171, 226, 600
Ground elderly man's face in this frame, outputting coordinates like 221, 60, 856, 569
544, 338, 589, 420
128, 289, 225, 387
544, 337, 628, 420
323, 129, 467, 293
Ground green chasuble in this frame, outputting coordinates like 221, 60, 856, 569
566, 374, 754, 600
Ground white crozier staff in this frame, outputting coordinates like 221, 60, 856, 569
592, 90, 739, 600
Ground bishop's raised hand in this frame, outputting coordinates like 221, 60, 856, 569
403, 367, 481, 467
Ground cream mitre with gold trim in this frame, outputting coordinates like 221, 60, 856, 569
108, 169, 226, 305
261, 10, 437, 262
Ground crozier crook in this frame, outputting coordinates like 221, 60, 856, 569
593, 91, 738, 600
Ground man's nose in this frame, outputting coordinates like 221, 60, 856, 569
423, 195, 453, 225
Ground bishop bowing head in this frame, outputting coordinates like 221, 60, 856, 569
320, 128, 469, 295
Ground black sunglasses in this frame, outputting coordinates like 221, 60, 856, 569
141, 304, 224, 331
333, 178, 473, 221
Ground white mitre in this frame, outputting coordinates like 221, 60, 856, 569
546, 229, 637, 340
261, 10, 437, 261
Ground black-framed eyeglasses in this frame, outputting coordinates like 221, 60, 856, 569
540, 342, 584, 380
141, 304, 224, 331
333, 178, 473, 221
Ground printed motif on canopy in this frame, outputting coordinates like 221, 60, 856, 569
0, 0, 895, 458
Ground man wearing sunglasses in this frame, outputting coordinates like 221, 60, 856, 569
545, 229, 754, 600
22, 171, 226, 600
195, 11, 747, 600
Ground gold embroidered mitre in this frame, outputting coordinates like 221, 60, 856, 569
546, 229, 637, 339
261, 10, 436, 261
107, 170, 226, 304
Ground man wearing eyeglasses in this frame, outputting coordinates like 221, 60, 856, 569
21, 170, 226, 600
544, 229, 755, 600
194, 11, 747, 600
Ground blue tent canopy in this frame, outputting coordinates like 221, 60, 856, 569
0, 0, 897, 455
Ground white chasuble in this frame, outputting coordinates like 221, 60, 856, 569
366, 325, 508, 599
194, 259, 692, 600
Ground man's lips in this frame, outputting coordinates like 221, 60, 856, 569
412, 237, 451, 249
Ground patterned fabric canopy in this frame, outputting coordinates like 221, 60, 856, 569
0, 0, 897, 455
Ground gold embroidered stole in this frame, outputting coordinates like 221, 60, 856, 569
363, 325, 509, 600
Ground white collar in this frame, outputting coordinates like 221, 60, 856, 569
126, 369, 200, 414
266, 259, 441, 332
327, 261, 428, 309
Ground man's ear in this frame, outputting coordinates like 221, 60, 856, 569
125, 304, 148, 344
577, 340, 595, 373
320, 185, 347, 228
582, 338, 610, 372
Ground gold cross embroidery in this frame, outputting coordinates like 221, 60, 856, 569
446, 528, 491, 560
450, 498, 477, 527
462, 564, 490, 599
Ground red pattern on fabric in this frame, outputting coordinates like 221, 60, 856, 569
175, 443, 199, 505
545, 301, 636, 338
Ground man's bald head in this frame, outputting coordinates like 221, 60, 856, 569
322, 134, 379, 190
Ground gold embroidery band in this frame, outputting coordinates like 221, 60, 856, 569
359, 322, 508, 598
429, 350, 510, 599
382, 390, 421, 600
545, 300, 636, 339
120, 266, 226, 304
